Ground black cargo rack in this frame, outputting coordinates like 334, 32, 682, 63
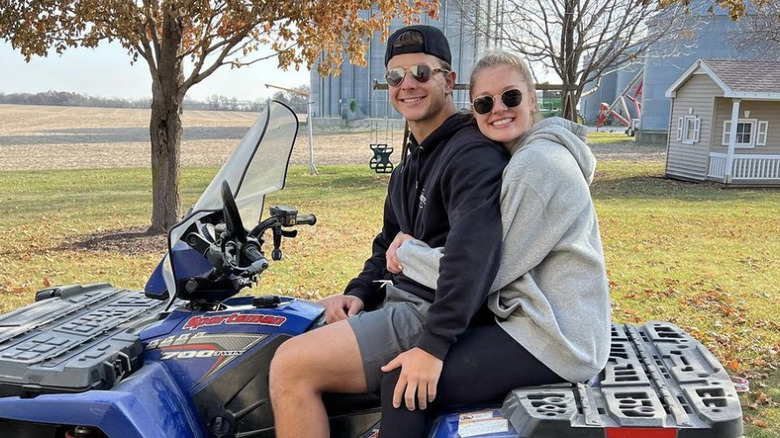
0, 283, 167, 398
502, 322, 743, 437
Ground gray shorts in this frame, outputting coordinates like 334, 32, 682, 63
347, 284, 431, 392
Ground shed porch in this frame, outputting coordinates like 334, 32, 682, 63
708, 152, 780, 186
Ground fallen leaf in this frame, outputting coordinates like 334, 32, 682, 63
726, 358, 741, 373
750, 417, 769, 428
756, 392, 772, 406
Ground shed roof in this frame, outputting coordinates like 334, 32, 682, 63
665, 58, 780, 100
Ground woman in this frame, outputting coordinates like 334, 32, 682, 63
378, 50, 612, 437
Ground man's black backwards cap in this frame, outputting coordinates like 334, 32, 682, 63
384, 25, 452, 66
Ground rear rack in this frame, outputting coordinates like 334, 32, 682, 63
429, 322, 743, 438
501, 322, 743, 437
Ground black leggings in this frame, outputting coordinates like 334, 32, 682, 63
379, 323, 566, 438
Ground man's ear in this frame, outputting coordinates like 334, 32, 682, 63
445, 70, 456, 94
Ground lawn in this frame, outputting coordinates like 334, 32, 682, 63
0, 158, 778, 435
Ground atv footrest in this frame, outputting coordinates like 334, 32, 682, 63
0, 283, 168, 397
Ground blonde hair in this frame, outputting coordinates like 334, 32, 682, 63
469, 50, 542, 123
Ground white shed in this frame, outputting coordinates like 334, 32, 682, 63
664, 58, 780, 186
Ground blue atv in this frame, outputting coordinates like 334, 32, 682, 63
0, 101, 744, 438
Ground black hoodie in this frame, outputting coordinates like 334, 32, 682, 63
345, 112, 509, 359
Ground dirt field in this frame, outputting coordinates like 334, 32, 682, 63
0, 104, 664, 171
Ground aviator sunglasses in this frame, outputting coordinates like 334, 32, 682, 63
385, 64, 450, 87
472, 89, 524, 115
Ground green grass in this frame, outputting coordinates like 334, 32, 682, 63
0, 161, 778, 435
584, 131, 632, 144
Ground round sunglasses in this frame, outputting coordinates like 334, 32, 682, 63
472, 89, 524, 115
385, 64, 450, 87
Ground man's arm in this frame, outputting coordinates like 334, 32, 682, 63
382, 140, 507, 411
415, 142, 507, 359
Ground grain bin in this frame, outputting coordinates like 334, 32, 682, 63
637, 0, 755, 144
310, 0, 486, 123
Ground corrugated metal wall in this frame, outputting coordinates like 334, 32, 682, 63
581, 0, 762, 134
581, 68, 618, 124
641, 6, 745, 135
310, 0, 485, 120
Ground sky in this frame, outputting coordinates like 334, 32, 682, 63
0, 41, 311, 101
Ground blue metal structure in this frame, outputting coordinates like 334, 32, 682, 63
582, 0, 763, 140
639, 1, 754, 141
310, 0, 482, 120
581, 69, 619, 125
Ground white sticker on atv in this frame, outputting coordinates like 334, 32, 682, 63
457, 410, 509, 437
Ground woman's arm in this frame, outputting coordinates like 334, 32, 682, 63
393, 238, 444, 290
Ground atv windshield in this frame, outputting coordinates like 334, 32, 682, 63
162, 100, 299, 296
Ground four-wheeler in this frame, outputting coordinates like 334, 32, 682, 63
0, 101, 744, 437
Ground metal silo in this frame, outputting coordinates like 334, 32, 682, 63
581, 69, 618, 125
310, 0, 487, 123
638, 0, 756, 144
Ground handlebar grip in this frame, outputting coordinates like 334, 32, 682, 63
296, 214, 317, 226
243, 244, 269, 273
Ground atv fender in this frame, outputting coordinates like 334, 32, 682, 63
0, 361, 205, 438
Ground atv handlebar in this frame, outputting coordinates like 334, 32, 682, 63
295, 214, 317, 226
204, 204, 315, 281
242, 243, 269, 275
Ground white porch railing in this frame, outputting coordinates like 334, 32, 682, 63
708, 153, 727, 178
708, 152, 780, 181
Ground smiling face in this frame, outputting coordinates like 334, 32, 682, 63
470, 63, 537, 150
387, 53, 456, 142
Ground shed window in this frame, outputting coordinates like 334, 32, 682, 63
682, 116, 700, 144
722, 119, 759, 148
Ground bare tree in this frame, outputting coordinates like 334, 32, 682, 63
655, 0, 774, 21
731, 2, 780, 58
453, 0, 686, 121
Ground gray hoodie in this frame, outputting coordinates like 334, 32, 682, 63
396, 117, 611, 382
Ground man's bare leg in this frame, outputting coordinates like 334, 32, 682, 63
269, 319, 366, 438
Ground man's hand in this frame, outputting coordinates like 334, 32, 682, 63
386, 232, 413, 274
318, 295, 364, 324
381, 347, 443, 411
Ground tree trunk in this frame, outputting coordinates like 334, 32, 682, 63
562, 89, 579, 123
149, 11, 185, 232
561, 0, 579, 123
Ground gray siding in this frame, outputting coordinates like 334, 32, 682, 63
711, 99, 780, 155
665, 71, 723, 181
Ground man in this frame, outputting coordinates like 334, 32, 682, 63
269, 25, 508, 437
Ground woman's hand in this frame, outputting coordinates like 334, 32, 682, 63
381, 347, 443, 410
386, 232, 413, 274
